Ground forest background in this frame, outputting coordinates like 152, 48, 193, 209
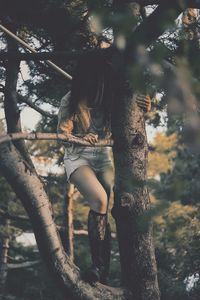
0, 1, 200, 300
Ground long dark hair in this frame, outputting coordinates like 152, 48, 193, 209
69, 50, 115, 131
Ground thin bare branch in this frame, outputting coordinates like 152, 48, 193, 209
8, 260, 41, 270
0, 208, 29, 223
57, 226, 117, 239
0, 132, 113, 147
18, 94, 56, 118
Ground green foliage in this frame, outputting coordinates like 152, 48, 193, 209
158, 146, 200, 206
6, 263, 64, 300
154, 202, 200, 299
148, 131, 200, 299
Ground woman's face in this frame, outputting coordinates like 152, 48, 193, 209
78, 64, 105, 109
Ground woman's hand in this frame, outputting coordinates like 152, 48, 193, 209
136, 94, 151, 112
83, 133, 98, 144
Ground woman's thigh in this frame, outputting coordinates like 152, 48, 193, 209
69, 165, 108, 213
96, 164, 114, 201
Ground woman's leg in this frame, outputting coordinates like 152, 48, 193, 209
70, 165, 108, 214
70, 165, 109, 283
95, 166, 114, 283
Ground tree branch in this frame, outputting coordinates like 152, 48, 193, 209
74, 229, 117, 239
0, 132, 114, 147
4, 26, 35, 169
0, 208, 29, 223
0, 141, 131, 300
0, 208, 116, 238
126, 1, 183, 53
8, 260, 41, 270
0, 50, 89, 61
57, 226, 117, 239
1, 1, 199, 63
18, 94, 56, 118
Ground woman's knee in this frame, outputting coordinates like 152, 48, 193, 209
89, 190, 108, 214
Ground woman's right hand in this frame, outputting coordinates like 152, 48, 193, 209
83, 133, 98, 144
136, 94, 151, 112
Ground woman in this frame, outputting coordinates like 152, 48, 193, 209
57, 52, 150, 284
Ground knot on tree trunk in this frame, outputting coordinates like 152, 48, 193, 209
111, 195, 143, 220
111, 188, 150, 221
131, 132, 145, 149
111, 204, 132, 220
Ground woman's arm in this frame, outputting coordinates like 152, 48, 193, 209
57, 93, 98, 144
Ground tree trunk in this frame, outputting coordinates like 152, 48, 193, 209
0, 140, 131, 300
4, 25, 35, 168
111, 88, 160, 299
110, 4, 160, 297
62, 183, 75, 260
0, 219, 10, 294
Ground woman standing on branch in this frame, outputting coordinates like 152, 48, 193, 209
57, 52, 151, 284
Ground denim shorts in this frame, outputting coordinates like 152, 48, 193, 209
64, 146, 113, 182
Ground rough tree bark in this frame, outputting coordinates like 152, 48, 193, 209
111, 2, 159, 298
4, 25, 35, 169
0, 219, 10, 294
111, 84, 160, 299
62, 183, 75, 260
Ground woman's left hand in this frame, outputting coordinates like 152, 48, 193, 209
83, 133, 99, 144
136, 94, 151, 112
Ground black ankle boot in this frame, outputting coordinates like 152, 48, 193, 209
83, 209, 109, 284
